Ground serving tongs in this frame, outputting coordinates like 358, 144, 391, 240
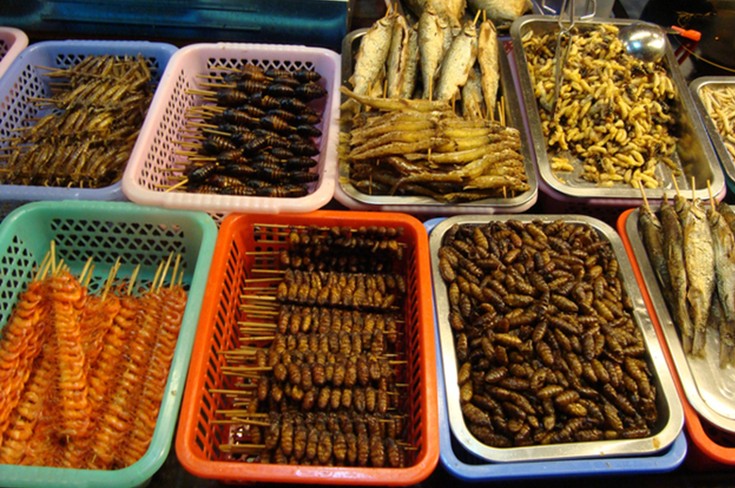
550, 0, 575, 114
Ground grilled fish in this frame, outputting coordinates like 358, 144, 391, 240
660, 195, 694, 353
350, 8, 396, 96
477, 18, 500, 119
682, 196, 715, 357
717, 200, 735, 236
708, 204, 735, 366
418, 8, 447, 99
638, 203, 672, 301
399, 23, 420, 99
434, 19, 478, 101
386, 13, 410, 99
461, 66, 484, 120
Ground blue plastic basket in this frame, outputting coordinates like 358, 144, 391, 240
424, 217, 688, 481
0, 40, 177, 207
0, 200, 217, 488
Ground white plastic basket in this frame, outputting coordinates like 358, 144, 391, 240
0, 27, 28, 80
122, 42, 340, 215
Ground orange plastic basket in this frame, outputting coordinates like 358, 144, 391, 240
176, 210, 439, 485
617, 208, 735, 468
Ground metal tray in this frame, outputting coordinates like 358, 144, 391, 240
690, 76, 735, 191
510, 16, 724, 202
336, 29, 538, 214
624, 207, 735, 435
429, 214, 683, 463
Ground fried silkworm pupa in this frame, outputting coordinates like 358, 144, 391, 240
295, 82, 327, 101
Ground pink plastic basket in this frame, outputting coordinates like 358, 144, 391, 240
0, 27, 27, 80
122, 42, 340, 215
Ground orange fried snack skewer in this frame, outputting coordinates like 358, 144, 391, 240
47, 270, 92, 467
120, 279, 187, 467
0, 279, 50, 444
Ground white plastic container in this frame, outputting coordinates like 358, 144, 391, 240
122, 42, 340, 215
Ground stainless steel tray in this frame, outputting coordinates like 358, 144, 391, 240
510, 16, 724, 202
337, 29, 538, 213
690, 76, 735, 189
625, 207, 735, 435
430, 214, 683, 463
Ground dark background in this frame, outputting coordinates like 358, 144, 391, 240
3, 0, 735, 485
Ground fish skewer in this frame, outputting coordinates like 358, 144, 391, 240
348, 5, 397, 97
418, 7, 448, 99
681, 182, 715, 357
707, 185, 735, 367
637, 188, 673, 304
660, 193, 695, 353
434, 15, 478, 102
477, 17, 499, 120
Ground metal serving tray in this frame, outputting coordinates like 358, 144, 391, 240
510, 16, 724, 202
690, 76, 735, 191
429, 214, 683, 463
625, 207, 735, 435
336, 29, 538, 214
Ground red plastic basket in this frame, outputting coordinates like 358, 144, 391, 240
176, 210, 439, 485
617, 208, 735, 469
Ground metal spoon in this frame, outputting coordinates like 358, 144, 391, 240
618, 22, 667, 63
550, 0, 575, 113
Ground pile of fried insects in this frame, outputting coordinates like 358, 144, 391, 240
213, 223, 419, 467
167, 63, 328, 197
0, 55, 154, 188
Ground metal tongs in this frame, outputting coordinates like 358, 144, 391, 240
550, 0, 575, 114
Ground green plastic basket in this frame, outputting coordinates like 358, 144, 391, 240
0, 200, 217, 488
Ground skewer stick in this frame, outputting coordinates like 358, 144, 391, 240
672, 174, 681, 196
218, 418, 271, 427
708, 180, 716, 209
218, 443, 266, 453
639, 183, 651, 211
161, 178, 190, 193
170, 253, 182, 289
126, 264, 141, 296
186, 88, 217, 97
50, 240, 57, 275
79, 257, 95, 288
150, 260, 165, 294
209, 388, 257, 394
243, 277, 283, 284
34, 249, 54, 281
222, 366, 272, 372
237, 320, 277, 327
240, 294, 277, 301
158, 252, 174, 291
238, 306, 279, 314
218, 350, 258, 357
691, 176, 696, 201
101, 258, 121, 301
241, 286, 279, 293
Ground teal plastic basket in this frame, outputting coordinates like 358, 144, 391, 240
0, 200, 217, 488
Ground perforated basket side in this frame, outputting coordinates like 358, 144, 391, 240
123, 43, 340, 214
0, 41, 177, 203
177, 210, 438, 485
0, 200, 217, 488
